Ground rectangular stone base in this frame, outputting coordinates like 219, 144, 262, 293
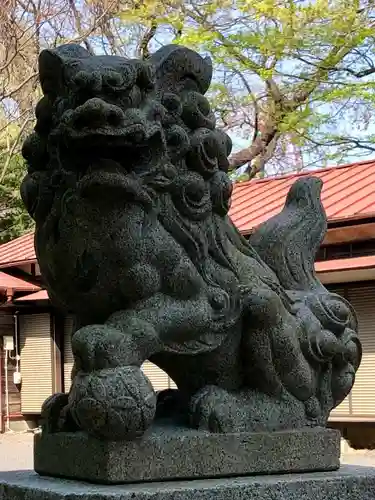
34, 425, 340, 484
1, 466, 375, 499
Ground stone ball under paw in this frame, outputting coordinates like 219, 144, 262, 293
68, 365, 156, 440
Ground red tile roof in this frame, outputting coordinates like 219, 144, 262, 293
0, 271, 40, 292
230, 159, 375, 234
0, 232, 36, 269
15, 289, 48, 301
1, 159, 375, 268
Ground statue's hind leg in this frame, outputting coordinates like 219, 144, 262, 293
188, 285, 318, 434
189, 385, 308, 433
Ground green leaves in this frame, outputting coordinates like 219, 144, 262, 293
124, 0, 375, 176
0, 152, 34, 244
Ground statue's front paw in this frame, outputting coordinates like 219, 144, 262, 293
69, 366, 157, 440
71, 320, 160, 372
71, 324, 134, 372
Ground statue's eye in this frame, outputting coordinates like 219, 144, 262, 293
72, 71, 102, 93
185, 181, 205, 202
103, 71, 125, 88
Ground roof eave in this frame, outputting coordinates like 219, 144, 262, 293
239, 213, 375, 237
0, 258, 37, 269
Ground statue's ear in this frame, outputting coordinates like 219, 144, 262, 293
38, 44, 90, 99
150, 45, 213, 95
38, 49, 65, 98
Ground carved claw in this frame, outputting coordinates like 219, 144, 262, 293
239, 284, 286, 325
71, 324, 142, 373
41, 393, 79, 433
189, 385, 236, 433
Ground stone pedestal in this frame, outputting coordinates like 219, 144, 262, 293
1, 466, 375, 500
34, 426, 340, 484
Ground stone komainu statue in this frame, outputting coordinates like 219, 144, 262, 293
21, 43, 361, 440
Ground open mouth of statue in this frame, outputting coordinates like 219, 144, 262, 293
69, 126, 163, 172
70, 122, 162, 146
77, 166, 153, 203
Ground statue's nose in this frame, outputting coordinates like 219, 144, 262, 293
72, 98, 125, 129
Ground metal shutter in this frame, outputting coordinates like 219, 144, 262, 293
330, 392, 351, 417
169, 376, 177, 389
327, 287, 351, 417
141, 361, 177, 391
63, 316, 75, 392
346, 285, 375, 416
19, 314, 53, 413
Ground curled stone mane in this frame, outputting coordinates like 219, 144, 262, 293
145, 46, 239, 287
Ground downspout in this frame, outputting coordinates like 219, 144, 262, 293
13, 311, 20, 377
0, 330, 2, 433
4, 349, 10, 432
7, 310, 21, 433
5, 289, 14, 432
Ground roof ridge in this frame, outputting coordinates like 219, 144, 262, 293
233, 158, 375, 187
230, 157, 375, 233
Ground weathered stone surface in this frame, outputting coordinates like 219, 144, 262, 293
20, 42, 361, 446
2, 466, 375, 500
34, 426, 340, 484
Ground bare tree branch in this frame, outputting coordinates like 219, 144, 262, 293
0, 72, 38, 101
68, 0, 95, 54
0, 117, 31, 183
139, 20, 158, 59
